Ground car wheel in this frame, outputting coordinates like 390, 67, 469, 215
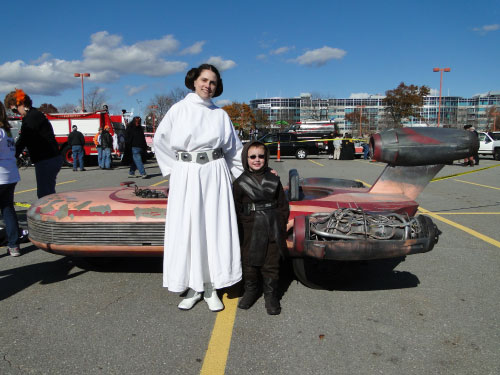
494, 148, 500, 161
61, 145, 74, 167
295, 148, 308, 159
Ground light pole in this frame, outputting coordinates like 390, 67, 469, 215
149, 105, 159, 132
433, 67, 450, 127
74, 73, 90, 112
356, 105, 366, 137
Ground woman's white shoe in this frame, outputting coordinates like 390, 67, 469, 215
203, 283, 224, 312
178, 289, 202, 310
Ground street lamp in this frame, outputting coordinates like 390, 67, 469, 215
149, 105, 159, 132
74, 73, 90, 112
433, 67, 451, 127
356, 105, 366, 137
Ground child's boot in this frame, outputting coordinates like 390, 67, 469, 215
238, 279, 261, 309
263, 278, 281, 315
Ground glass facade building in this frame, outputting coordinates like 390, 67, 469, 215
250, 91, 500, 133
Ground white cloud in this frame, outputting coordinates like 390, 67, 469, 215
205, 56, 237, 71
215, 99, 232, 107
270, 46, 293, 55
30, 53, 52, 64
472, 24, 500, 34
430, 88, 439, 96
291, 46, 346, 67
126, 85, 147, 96
256, 54, 267, 61
180, 41, 205, 55
83, 31, 186, 77
0, 31, 189, 96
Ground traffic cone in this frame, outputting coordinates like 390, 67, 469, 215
276, 141, 283, 162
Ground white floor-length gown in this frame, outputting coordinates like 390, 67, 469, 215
153, 93, 243, 292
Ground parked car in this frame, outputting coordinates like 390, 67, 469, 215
259, 132, 322, 159
478, 131, 500, 160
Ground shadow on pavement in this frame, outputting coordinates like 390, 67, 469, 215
0, 256, 87, 301
285, 257, 420, 291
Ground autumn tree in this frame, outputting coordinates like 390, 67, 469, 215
486, 106, 500, 131
253, 109, 271, 128
383, 82, 430, 127
38, 103, 58, 113
345, 110, 369, 137
222, 102, 256, 132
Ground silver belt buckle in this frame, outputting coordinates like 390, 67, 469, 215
196, 152, 209, 164
180, 152, 192, 162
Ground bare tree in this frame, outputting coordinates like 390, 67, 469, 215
58, 103, 78, 113
84, 87, 108, 112
146, 88, 190, 126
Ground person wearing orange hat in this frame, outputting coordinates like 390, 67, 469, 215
4, 89, 62, 198
100, 125, 113, 169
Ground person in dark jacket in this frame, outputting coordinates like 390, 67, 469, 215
233, 141, 290, 315
68, 125, 85, 171
124, 116, 148, 178
100, 126, 113, 169
5, 89, 62, 198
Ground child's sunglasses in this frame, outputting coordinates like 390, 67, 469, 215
248, 154, 265, 159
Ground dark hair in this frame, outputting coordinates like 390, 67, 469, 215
185, 64, 223, 98
0, 101, 12, 136
128, 116, 141, 126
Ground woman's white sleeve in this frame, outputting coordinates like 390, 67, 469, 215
221, 114, 244, 178
153, 112, 177, 177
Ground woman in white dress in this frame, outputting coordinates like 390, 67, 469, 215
153, 64, 244, 312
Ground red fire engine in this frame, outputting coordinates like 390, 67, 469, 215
45, 111, 125, 165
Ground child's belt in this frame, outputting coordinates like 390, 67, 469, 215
246, 201, 277, 212
176, 148, 223, 164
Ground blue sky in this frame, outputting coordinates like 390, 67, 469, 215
1, 0, 499, 116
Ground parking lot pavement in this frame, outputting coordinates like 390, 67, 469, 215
1, 157, 499, 374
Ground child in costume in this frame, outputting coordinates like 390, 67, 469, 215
233, 141, 289, 315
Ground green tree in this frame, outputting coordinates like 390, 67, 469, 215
383, 82, 430, 127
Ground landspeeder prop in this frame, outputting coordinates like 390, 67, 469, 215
27, 127, 478, 287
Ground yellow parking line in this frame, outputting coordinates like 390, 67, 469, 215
453, 179, 500, 190
431, 164, 500, 182
151, 179, 168, 186
200, 292, 238, 375
307, 160, 324, 167
432, 212, 500, 215
15, 180, 77, 194
418, 207, 500, 248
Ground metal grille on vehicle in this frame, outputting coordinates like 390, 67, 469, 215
28, 218, 165, 246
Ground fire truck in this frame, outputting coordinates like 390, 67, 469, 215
45, 111, 125, 166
